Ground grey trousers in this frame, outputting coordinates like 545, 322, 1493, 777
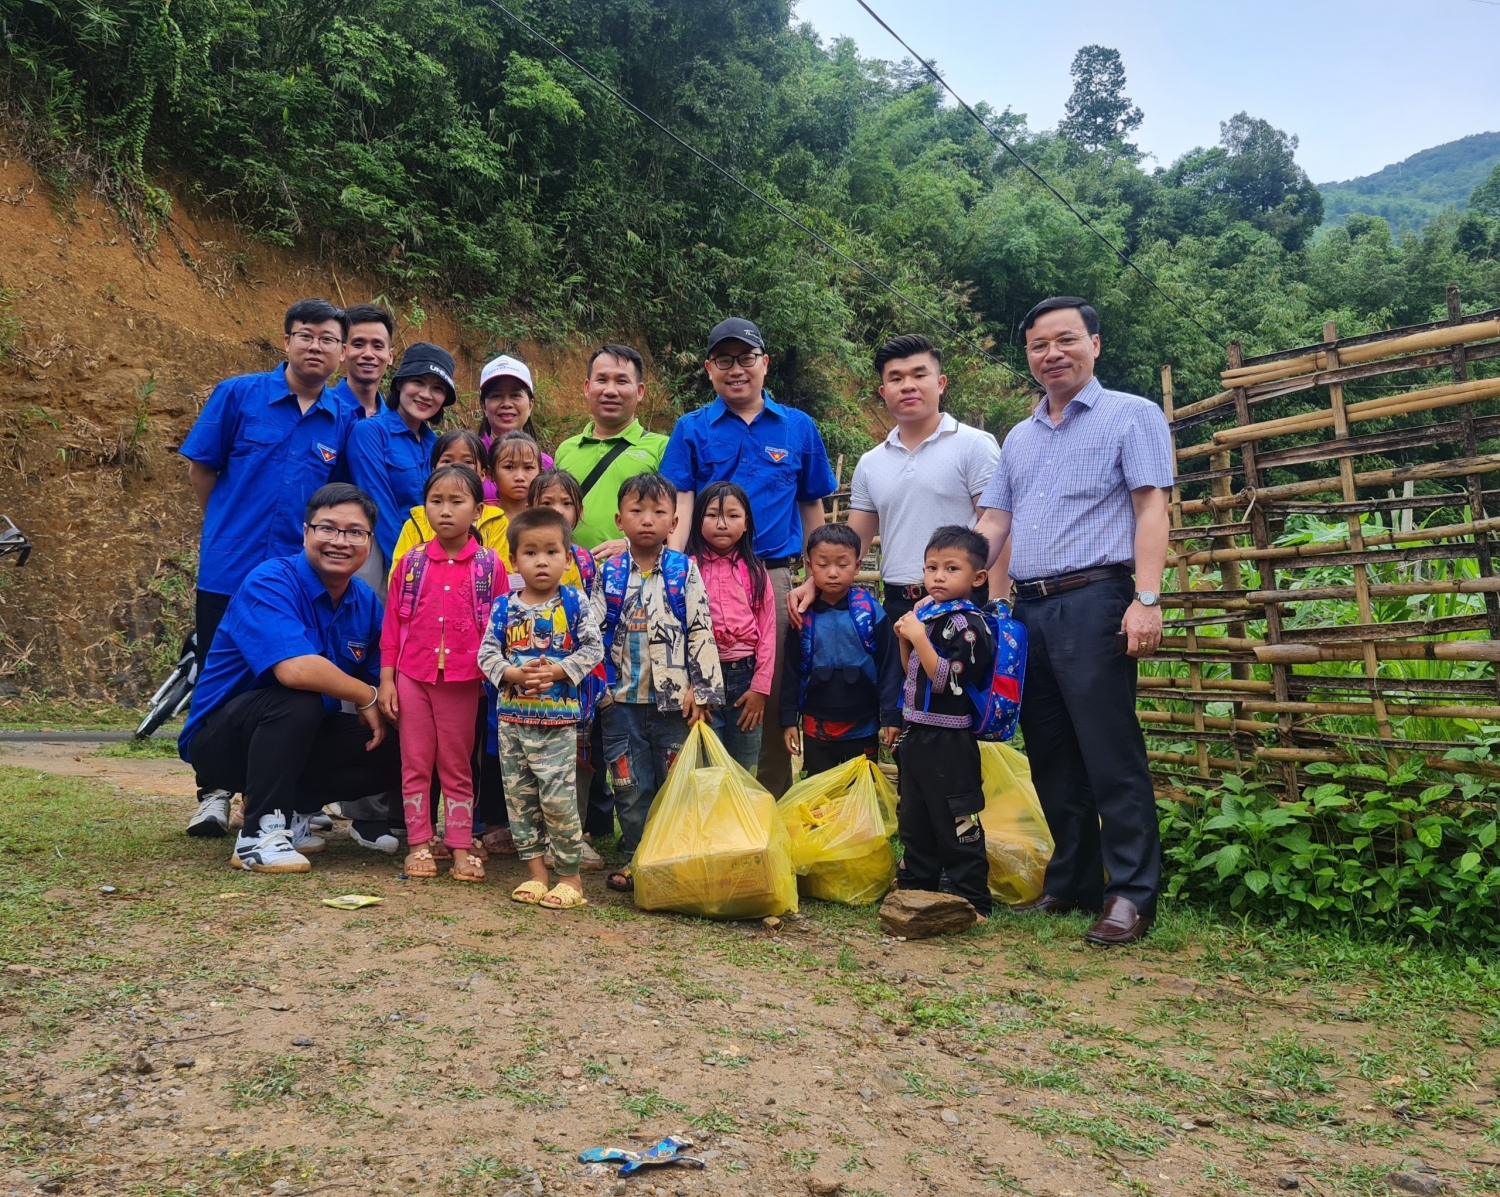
754, 565, 794, 797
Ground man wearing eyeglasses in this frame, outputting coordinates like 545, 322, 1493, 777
179, 297, 359, 837
179, 484, 400, 873
973, 296, 1173, 946
660, 317, 838, 795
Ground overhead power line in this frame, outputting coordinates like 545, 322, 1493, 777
854, 0, 1224, 350
481, 0, 1035, 387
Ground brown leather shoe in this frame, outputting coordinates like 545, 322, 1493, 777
1011, 893, 1077, 915
1084, 896, 1153, 946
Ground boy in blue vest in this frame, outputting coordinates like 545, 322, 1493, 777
892, 525, 995, 916
595, 473, 724, 890
778, 523, 902, 776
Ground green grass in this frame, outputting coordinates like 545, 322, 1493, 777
90, 736, 179, 758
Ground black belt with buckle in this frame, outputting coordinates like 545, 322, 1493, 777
888, 584, 927, 601
1013, 564, 1133, 601
762, 556, 801, 571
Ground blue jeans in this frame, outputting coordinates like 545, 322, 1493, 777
708, 656, 763, 776
601, 700, 688, 855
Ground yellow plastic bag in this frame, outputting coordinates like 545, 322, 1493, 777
979, 743, 1054, 905
777, 756, 898, 906
632, 722, 798, 919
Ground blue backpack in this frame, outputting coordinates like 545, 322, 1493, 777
914, 598, 1027, 741
796, 587, 882, 707
486, 585, 604, 721
598, 548, 690, 689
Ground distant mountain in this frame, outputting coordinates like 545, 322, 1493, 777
1318, 131, 1500, 234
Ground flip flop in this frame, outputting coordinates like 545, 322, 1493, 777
539, 883, 589, 910
606, 868, 633, 893
450, 849, 485, 884
510, 880, 550, 905
483, 827, 518, 856
404, 846, 438, 878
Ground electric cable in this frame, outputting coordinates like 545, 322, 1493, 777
854, 0, 1224, 350
482, 0, 1036, 386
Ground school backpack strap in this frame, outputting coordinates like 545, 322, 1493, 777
570, 543, 597, 595
471, 546, 502, 629
846, 586, 881, 657
658, 548, 690, 627
396, 547, 430, 623
558, 584, 606, 721
599, 551, 631, 687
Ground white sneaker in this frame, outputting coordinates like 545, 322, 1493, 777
230, 813, 312, 873
307, 812, 334, 832
349, 823, 399, 854
323, 803, 344, 821
187, 790, 231, 838
290, 813, 327, 854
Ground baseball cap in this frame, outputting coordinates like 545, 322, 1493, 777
388, 342, 457, 410
705, 318, 766, 358
479, 354, 535, 396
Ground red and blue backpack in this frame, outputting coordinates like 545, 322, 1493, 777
796, 586, 882, 707
569, 543, 597, 596
598, 548, 690, 689
914, 598, 1026, 741
394, 544, 506, 657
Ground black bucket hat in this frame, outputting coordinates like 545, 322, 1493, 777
388, 342, 457, 411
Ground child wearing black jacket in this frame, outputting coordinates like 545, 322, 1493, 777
892, 525, 994, 916
779, 524, 903, 776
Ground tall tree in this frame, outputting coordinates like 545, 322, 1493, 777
1217, 112, 1324, 249
1058, 45, 1143, 153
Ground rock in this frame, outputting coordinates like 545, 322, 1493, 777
132, 1053, 153, 1075
858, 1088, 874, 1102
613, 1184, 628, 1197
940, 1108, 960, 1125
878, 890, 978, 939
893, 1023, 911, 1037
1388, 1174, 1445, 1196
268, 1001, 291, 1012
807, 1175, 843, 1196
291, 1038, 314, 1047
561, 1066, 580, 1079
1277, 1177, 1301, 1191
38, 1181, 64, 1194
762, 916, 782, 931
765, 1096, 776, 1105
4, 964, 46, 978
1192, 1113, 1216, 1127
100, 886, 117, 895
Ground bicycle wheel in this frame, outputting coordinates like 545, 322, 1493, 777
135, 672, 192, 739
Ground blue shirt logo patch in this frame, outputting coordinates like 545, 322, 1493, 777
346, 640, 367, 662
764, 446, 789, 464
316, 442, 339, 464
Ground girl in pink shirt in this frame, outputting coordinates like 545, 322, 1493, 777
378, 465, 507, 881
687, 481, 775, 773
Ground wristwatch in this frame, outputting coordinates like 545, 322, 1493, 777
1135, 591, 1160, 607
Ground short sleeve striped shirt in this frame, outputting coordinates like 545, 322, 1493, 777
977, 377, 1174, 581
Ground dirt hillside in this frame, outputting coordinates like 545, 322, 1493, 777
0, 151, 675, 702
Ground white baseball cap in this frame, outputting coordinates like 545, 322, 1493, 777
479, 354, 534, 395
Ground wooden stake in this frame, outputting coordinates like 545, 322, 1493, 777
1163, 365, 1210, 776
1179, 455, 1500, 517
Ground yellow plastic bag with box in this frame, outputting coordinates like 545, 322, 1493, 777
632, 722, 798, 919
979, 742, 1054, 905
776, 756, 898, 906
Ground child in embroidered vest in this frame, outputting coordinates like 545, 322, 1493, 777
687, 481, 775, 774
378, 465, 503, 882
594, 473, 723, 892
778, 523, 902, 776
477, 507, 603, 910
891, 525, 995, 917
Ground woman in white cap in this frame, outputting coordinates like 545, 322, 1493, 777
477, 354, 552, 501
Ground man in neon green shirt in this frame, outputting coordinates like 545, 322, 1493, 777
554, 344, 668, 553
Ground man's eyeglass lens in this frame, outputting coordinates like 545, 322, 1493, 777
1026, 334, 1087, 354
710, 352, 763, 370
292, 332, 344, 348
311, 524, 371, 545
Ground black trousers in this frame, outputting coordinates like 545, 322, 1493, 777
190, 684, 400, 836
895, 726, 991, 915
195, 589, 232, 675
1014, 575, 1160, 915
801, 733, 878, 777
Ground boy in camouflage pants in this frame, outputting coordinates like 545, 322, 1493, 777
478, 508, 603, 910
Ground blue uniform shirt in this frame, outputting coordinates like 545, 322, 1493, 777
179, 553, 383, 762
660, 391, 837, 559
345, 404, 438, 565
331, 377, 383, 418
179, 364, 357, 595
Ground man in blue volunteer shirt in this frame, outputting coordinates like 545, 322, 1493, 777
661, 317, 837, 795
179, 297, 357, 837
179, 484, 400, 874
331, 303, 395, 419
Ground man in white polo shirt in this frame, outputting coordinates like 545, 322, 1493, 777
788, 333, 1003, 626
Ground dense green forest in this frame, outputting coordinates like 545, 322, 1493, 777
1320, 131, 1500, 235
3, 0, 1500, 454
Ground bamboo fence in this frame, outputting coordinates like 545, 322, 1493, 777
1150, 285, 1500, 798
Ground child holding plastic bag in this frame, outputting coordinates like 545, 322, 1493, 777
778, 523, 903, 776
477, 507, 603, 910
891, 525, 994, 917
594, 473, 723, 891
686, 482, 775, 774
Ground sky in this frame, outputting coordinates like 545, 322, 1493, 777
791, 0, 1500, 184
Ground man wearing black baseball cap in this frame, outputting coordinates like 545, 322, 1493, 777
660, 317, 838, 795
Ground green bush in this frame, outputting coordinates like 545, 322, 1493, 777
1159, 757, 1500, 945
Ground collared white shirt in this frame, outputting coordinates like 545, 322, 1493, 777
850, 413, 1001, 584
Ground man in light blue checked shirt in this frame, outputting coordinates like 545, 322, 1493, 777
974, 296, 1172, 947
